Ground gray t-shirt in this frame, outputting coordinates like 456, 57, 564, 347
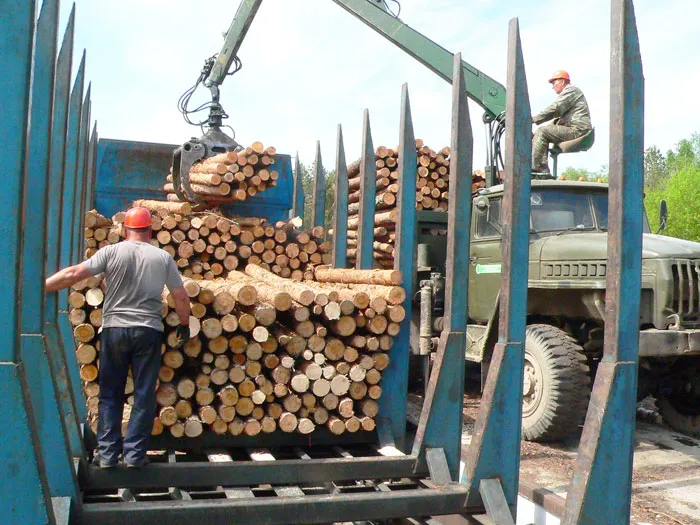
85, 241, 183, 331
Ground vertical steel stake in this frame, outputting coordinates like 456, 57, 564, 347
74, 85, 91, 264
562, 1, 644, 522
461, 19, 531, 519
19, 0, 79, 500
0, 1, 55, 522
412, 53, 472, 479
357, 109, 376, 269
291, 153, 305, 221
378, 84, 417, 449
85, 123, 98, 216
44, 6, 84, 456
332, 125, 349, 269
58, 50, 87, 421
311, 141, 325, 228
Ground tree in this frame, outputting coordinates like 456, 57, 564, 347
300, 160, 336, 233
644, 167, 700, 242
643, 146, 668, 189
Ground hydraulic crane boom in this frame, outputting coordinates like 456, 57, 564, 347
173, 0, 507, 203
208, 0, 505, 116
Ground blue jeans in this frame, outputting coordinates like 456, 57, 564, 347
97, 326, 162, 465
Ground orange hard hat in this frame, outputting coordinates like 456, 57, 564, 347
124, 206, 152, 229
548, 70, 570, 83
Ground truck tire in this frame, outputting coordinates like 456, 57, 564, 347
656, 360, 700, 437
522, 324, 591, 442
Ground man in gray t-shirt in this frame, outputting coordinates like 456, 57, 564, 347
46, 206, 191, 468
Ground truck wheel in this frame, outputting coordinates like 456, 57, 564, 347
522, 324, 591, 442
656, 361, 700, 437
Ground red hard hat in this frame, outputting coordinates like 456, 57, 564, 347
549, 70, 570, 83
124, 206, 152, 229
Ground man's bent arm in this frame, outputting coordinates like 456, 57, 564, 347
170, 286, 191, 326
45, 262, 94, 292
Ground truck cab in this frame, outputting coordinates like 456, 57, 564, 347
415, 179, 700, 442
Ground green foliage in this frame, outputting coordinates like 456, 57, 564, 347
643, 146, 668, 189
643, 133, 700, 242
645, 168, 700, 242
300, 160, 336, 232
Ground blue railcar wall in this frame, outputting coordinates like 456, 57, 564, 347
95, 138, 293, 221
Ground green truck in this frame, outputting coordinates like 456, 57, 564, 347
414, 179, 700, 442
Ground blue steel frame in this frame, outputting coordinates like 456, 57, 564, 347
562, 0, 644, 522
356, 110, 376, 269
45, 6, 85, 457
19, 0, 80, 503
461, 19, 531, 517
412, 53, 472, 478
332, 125, 349, 268
311, 141, 326, 228
58, 53, 88, 422
292, 153, 305, 220
379, 84, 417, 449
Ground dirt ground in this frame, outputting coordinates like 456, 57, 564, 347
408, 392, 700, 525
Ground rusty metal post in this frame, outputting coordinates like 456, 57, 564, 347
461, 18, 531, 520
411, 53, 472, 479
311, 141, 325, 228
332, 125, 349, 268
562, 0, 644, 522
291, 153, 304, 221
356, 109, 376, 269
377, 84, 417, 448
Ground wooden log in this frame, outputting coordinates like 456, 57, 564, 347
133, 199, 191, 216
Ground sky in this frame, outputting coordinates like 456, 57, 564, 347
57, 0, 700, 174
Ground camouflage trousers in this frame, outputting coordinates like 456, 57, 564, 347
532, 124, 588, 172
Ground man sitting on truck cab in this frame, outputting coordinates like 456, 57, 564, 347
531, 70, 592, 177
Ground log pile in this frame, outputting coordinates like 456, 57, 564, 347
85, 207, 332, 281
79, 209, 402, 438
165, 142, 279, 207
342, 140, 486, 268
70, 263, 402, 438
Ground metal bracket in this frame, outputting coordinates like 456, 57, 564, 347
479, 478, 515, 525
425, 448, 452, 486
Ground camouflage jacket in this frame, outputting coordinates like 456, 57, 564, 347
533, 84, 592, 131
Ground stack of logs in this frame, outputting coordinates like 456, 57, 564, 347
70, 260, 404, 438
165, 142, 279, 207
85, 204, 331, 281
343, 140, 487, 268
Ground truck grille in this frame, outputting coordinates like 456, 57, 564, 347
671, 260, 700, 317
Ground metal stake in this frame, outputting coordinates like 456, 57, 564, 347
562, 0, 644, 522
332, 125, 349, 268
461, 18, 531, 518
357, 109, 376, 269
311, 141, 325, 228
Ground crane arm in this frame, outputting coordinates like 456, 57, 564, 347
205, 0, 506, 117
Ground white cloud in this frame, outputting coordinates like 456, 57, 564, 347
59, 0, 700, 175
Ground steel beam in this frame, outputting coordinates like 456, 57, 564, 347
562, 1, 644, 522
19, 0, 79, 501
58, 51, 87, 422
412, 53, 472, 479
0, 1, 55, 522
332, 124, 349, 268
356, 109, 376, 269
378, 84, 417, 448
291, 153, 304, 220
461, 19, 531, 517
81, 484, 469, 525
44, 7, 84, 456
82, 455, 420, 490
311, 140, 326, 228
73, 85, 91, 264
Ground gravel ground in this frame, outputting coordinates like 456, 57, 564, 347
407, 391, 700, 525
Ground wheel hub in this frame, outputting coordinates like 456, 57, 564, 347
522, 357, 542, 416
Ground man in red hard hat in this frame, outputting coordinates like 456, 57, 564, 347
531, 70, 592, 176
46, 206, 191, 469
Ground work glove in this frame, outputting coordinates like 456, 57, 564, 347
173, 324, 190, 349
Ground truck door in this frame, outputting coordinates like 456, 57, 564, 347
469, 195, 503, 323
